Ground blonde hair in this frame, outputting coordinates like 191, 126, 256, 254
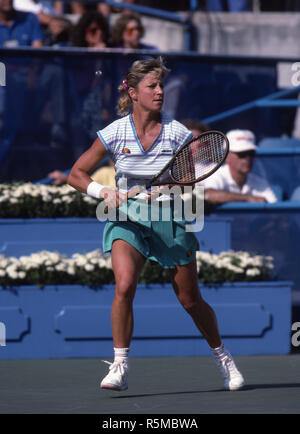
117, 57, 170, 117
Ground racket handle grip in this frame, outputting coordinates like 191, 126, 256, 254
103, 186, 144, 213
126, 185, 144, 200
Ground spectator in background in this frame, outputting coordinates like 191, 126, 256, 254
0, 0, 44, 46
48, 160, 116, 188
120, 0, 139, 15
13, 0, 58, 26
69, 1, 85, 15
44, 15, 72, 46
53, 1, 112, 17
201, 129, 278, 205
96, 1, 112, 17
69, 12, 113, 158
111, 13, 157, 49
71, 10, 110, 48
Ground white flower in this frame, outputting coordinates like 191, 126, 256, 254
0, 259, 9, 268
55, 263, 67, 272
12, 189, 23, 198
24, 261, 38, 269
7, 269, 18, 279
99, 258, 111, 268
246, 268, 261, 277
61, 196, 72, 203
48, 252, 60, 263
84, 264, 94, 272
67, 266, 75, 275
29, 190, 40, 197
227, 265, 244, 274
74, 257, 87, 266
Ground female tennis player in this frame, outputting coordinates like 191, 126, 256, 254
68, 57, 244, 392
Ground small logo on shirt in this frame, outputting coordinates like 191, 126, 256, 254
122, 148, 131, 154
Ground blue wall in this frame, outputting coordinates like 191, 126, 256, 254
0, 216, 231, 257
0, 282, 292, 359
215, 202, 300, 305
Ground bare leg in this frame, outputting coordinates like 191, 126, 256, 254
111, 240, 146, 348
171, 259, 222, 349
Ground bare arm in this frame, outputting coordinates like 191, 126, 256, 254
205, 188, 266, 205
67, 137, 108, 194
68, 138, 125, 208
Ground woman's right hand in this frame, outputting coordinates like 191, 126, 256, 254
100, 187, 126, 209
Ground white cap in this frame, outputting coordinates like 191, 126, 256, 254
226, 129, 257, 153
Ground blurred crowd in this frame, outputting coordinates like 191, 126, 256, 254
2, 0, 300, 51
0, 0, 163, 49
0, 0, 161, 49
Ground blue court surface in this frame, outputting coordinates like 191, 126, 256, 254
0, 355, 299, 414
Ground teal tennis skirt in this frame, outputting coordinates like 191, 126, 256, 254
102, 199, 199, 269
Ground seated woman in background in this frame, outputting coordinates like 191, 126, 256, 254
71, 11, 110, 48
111, 13, 157, 50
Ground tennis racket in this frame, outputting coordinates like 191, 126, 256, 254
126, 130, 229, 199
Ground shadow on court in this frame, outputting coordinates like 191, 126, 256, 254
112, 382, 300, 400
0, 355, 300, 414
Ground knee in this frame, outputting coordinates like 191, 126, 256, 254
177, 292, 201, 312
114, 278, 136, 302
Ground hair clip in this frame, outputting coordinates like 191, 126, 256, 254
122, 79, 128, 90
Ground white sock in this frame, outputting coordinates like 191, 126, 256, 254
210, 343, 227, 360
114, 347, 129, 365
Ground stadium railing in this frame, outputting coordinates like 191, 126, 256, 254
202, 84, 300, 126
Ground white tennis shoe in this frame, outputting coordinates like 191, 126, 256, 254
100, 360, 129, 391
213, 349, 245, 391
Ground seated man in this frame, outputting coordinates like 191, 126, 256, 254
201, 129, 278, 205
48, 160, 116, 189
0, 0, 44, 47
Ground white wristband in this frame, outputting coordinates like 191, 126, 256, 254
86, 181, 105, 199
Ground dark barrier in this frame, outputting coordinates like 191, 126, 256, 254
215, 202, 300, 304
0, 48, 290, 182
253, 151, 300, 200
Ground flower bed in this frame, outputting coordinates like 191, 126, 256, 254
0, 249, 274, 288
0, 183, 97, 218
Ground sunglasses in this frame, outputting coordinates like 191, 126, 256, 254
234, 151, 256, 159
86, 26, 101, 35
125, 26, 143, 36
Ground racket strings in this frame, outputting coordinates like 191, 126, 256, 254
171, 133, 226, 183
